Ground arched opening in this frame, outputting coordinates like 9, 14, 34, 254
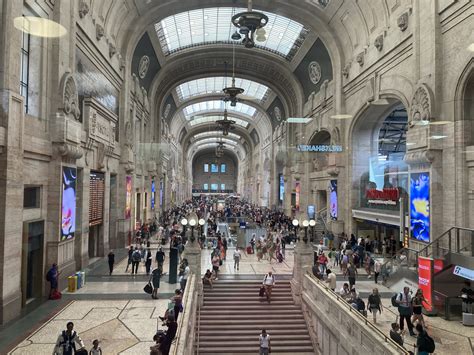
351, 101, 408, 248
192, 150, 238, 195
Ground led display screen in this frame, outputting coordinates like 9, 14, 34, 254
159, 179, 163, 207
61, 167, 77, 240
151, 180, 155, 210
295, 181, 300, 211
410, 172, 430, 243
221, 184, 226, 191
203, 183, 209, 190
204, 164, 209, 172
418, 257, 433, 311
307, 205, 315, 219
125, 176, 132, 219
279, 174, 284, 202
329, 180, 338, 220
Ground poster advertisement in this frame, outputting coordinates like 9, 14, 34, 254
410, 172, 430, 242
159, 179, 164, 207
329, 180, 338, 220
151, 179, 155, 210
125, 176, 132, 219
61, 167, 77, 241
279, 174, 284, 202
307, 205, 315, 219
295, 181, 300, 212
418, 256, 433, 312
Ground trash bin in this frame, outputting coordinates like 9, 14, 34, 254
68, 276, 77, 292
80, 271, 85, 287
75, 272, 82, 289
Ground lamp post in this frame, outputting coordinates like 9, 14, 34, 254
180, 218, 188, 236
187, 212, 199, 243
302, 220, 309, 243
292, 219, 299, 242
309, 219, 316, 243
198, 218, 206, 246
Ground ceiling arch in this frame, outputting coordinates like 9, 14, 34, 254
192, 148, 239, 170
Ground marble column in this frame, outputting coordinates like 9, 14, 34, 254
183, 230, 203, 306
290, 231, 314, 305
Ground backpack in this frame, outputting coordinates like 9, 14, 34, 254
60, 330, 76, 350
370, 258, 375, 266
423, 333, 436, 353
132, 250, 141, 262
46, 270, 52, 282
356, 298, 365, 311
391, 293, 400, 307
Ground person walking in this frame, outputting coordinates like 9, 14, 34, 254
150, 266, 161, 299
318, 252, 328, 274
180, 262, 190, 291
145, 248, 152, 275
374, 258, 382, 284
415, 324, 435, 355
397, 287, 415, 336
367, 288, 382, 323
107, 251, 115, 275
412, 288, 430, 327
53, 322, 85, 355
326, 269, 337, 291
262, 271, 275, 303
155, 247, 165, 275
233, 247, 241, 271
259, 330, 271, 355
131, 247, 141, 275
344, 262, 358, 289
125, 246, 133, 272
212, 253, 220, 280
46, 263, 60, 299
89, 339, 102, 355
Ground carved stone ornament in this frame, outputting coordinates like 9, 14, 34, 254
410, 84, 433, 123
96, 23, 104, 40
109, 43, 117, 58
60, 72, 81, 120
138, 55, 150, 79
125, 121, 133, 148
374, 34, 384, 51
164, 104, 171, 119
404, 150, 436, 164
274, 106, 282, 121
356, 52, 364, 67
397, 12, 409, 32
78, 0, 89, 18
119, 55, 125, 71
308, 61, 322, 85
342, 63, 351, 78
97, 142, 106, 169
57, 143, 83, 160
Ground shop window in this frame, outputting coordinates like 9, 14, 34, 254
23, 186, 40, 208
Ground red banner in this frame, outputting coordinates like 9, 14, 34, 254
434, 259, 444, 274
418, 256, 433, 312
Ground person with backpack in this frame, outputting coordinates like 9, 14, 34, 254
344, 262, 358, 289
396, 287, 415, 336
367, 288, 382, 323
125, 246, 133, 272
131, 247, 141, 275
415, 323, 435, 354
53, 322, 85, 355
46, 263, 60, 300
262, 272, 275, 303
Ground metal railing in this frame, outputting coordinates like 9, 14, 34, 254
305, 272, 410, 354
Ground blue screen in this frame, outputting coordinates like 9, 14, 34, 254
410, 172, 430, 243
279, 174, 284, 202
329, 180, 338, 220
151, 180, 155, 209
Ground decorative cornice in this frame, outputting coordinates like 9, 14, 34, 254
60, 71, 81, 121
404, 149, 436, 164
57, 142, 83, 160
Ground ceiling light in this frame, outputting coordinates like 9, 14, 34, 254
331, 114, 352, 119
14, 16, 67, 38
287, 117, 311, 123
231, 1, 269, 49
429, 120, 451, 125
371, 98, 390, 105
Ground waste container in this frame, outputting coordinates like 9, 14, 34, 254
68, 276, 77, 292
75, 272, 82, 289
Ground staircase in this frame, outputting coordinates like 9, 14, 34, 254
197, 279, 314, 354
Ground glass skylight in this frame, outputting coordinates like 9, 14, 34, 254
194, 131, 241, 140
188, 115, 249, 128
194, 137, 238, 146
183, 100, 256, 118
155, 7, 308, 59
176, 77, 270, 102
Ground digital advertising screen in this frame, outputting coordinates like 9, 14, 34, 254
295, 181, 300, 211
151, 179, 155, 210
61, 167, 77, 240
418, 256, 433, 312
307, 205, 315, 219
125, 176, 132, 219
159, 179, 163, 207
279, 174, 284, 202
329, 180, 338, 220
410, 172, 430, 243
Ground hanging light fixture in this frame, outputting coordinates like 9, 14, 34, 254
216, 110, 236, 136
216, 141, 225, 158
231, 0, 268, 48
223, 42, 245, 107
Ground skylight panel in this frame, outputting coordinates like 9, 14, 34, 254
195, 137, 238, 146
183, 100, 256, 118
194, 131, 241, 140
176, 77, 270, 102
155, 7, 308, 59
188, 115, 249, 128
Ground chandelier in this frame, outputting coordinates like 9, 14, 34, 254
222, 43, 244, 106
216, 110, 236, 136
215, 142, 225, 158
231, 0, 268, 49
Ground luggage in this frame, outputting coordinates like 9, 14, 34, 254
75, 349, 88, 355
259, 286, 265, 297
247, 246, 253, 254
144, 282, 153, 294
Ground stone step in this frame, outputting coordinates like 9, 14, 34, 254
202, 301, 295, 307
199, 323, 309, 331
198, 329, 309, 337
200, 308, 299, 316
200, 304, 300, 311
199, 339, 313, 348
199, 352, 314, 355
198, 334, 311, 342
198, 346, 315, 353
200, 313, 301, 321
200, 318, 308, 326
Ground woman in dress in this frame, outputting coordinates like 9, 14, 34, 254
412, 288, 430, 327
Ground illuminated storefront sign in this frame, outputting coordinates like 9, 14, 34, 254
296, 144, 343, 152
418, 256, 433, 312
410, 172, 430, 243
307, 205, 315, 219
330, 180, 338, 220
61, 167, 77, 241
279, 174, 284, 202
366, 188, 400, 206
453, 265, 474, 281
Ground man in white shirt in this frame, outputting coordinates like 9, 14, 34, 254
397, 287, 415, 336
180, 265, 190, 291
326, 269, 337, 291
259, 329, 271, 355
262, 271, 275, 303
374, 259, 382, 284
233, 247, 241, 270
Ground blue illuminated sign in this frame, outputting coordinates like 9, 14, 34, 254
296, 145, 343, 152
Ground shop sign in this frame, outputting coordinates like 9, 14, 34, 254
366, 188, 399, 205
418, 256, 433, 312
296, 144, 343, 152
453, 265, 474, 281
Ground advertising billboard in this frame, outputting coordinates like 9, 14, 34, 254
125, 176, 132, 219
279, 174, 284, 202
151, 179, 155, 210
295, 181, 300, 212
329, 180, 338, 220
410, 172, 430, 242
418, 256, 433, 312
61, 167, 77, 240
307, 205, 315, 219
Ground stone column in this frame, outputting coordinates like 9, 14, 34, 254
183, 230, 203, 306
290, 231, 313, 305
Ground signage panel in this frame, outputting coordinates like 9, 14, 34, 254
418, 256, 433, 312
453, 265, 474, 281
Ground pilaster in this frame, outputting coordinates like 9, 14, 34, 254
291, 231, 313, 305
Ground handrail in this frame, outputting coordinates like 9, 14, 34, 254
418, 226, 474, 258
196, 282, 202, 355
306, 272, 410, 354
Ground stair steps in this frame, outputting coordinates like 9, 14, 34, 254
196, 279, 314, 354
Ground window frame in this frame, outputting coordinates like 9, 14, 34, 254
20, 26, 31, 114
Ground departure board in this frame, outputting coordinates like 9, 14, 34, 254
89, 172, 105, 226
